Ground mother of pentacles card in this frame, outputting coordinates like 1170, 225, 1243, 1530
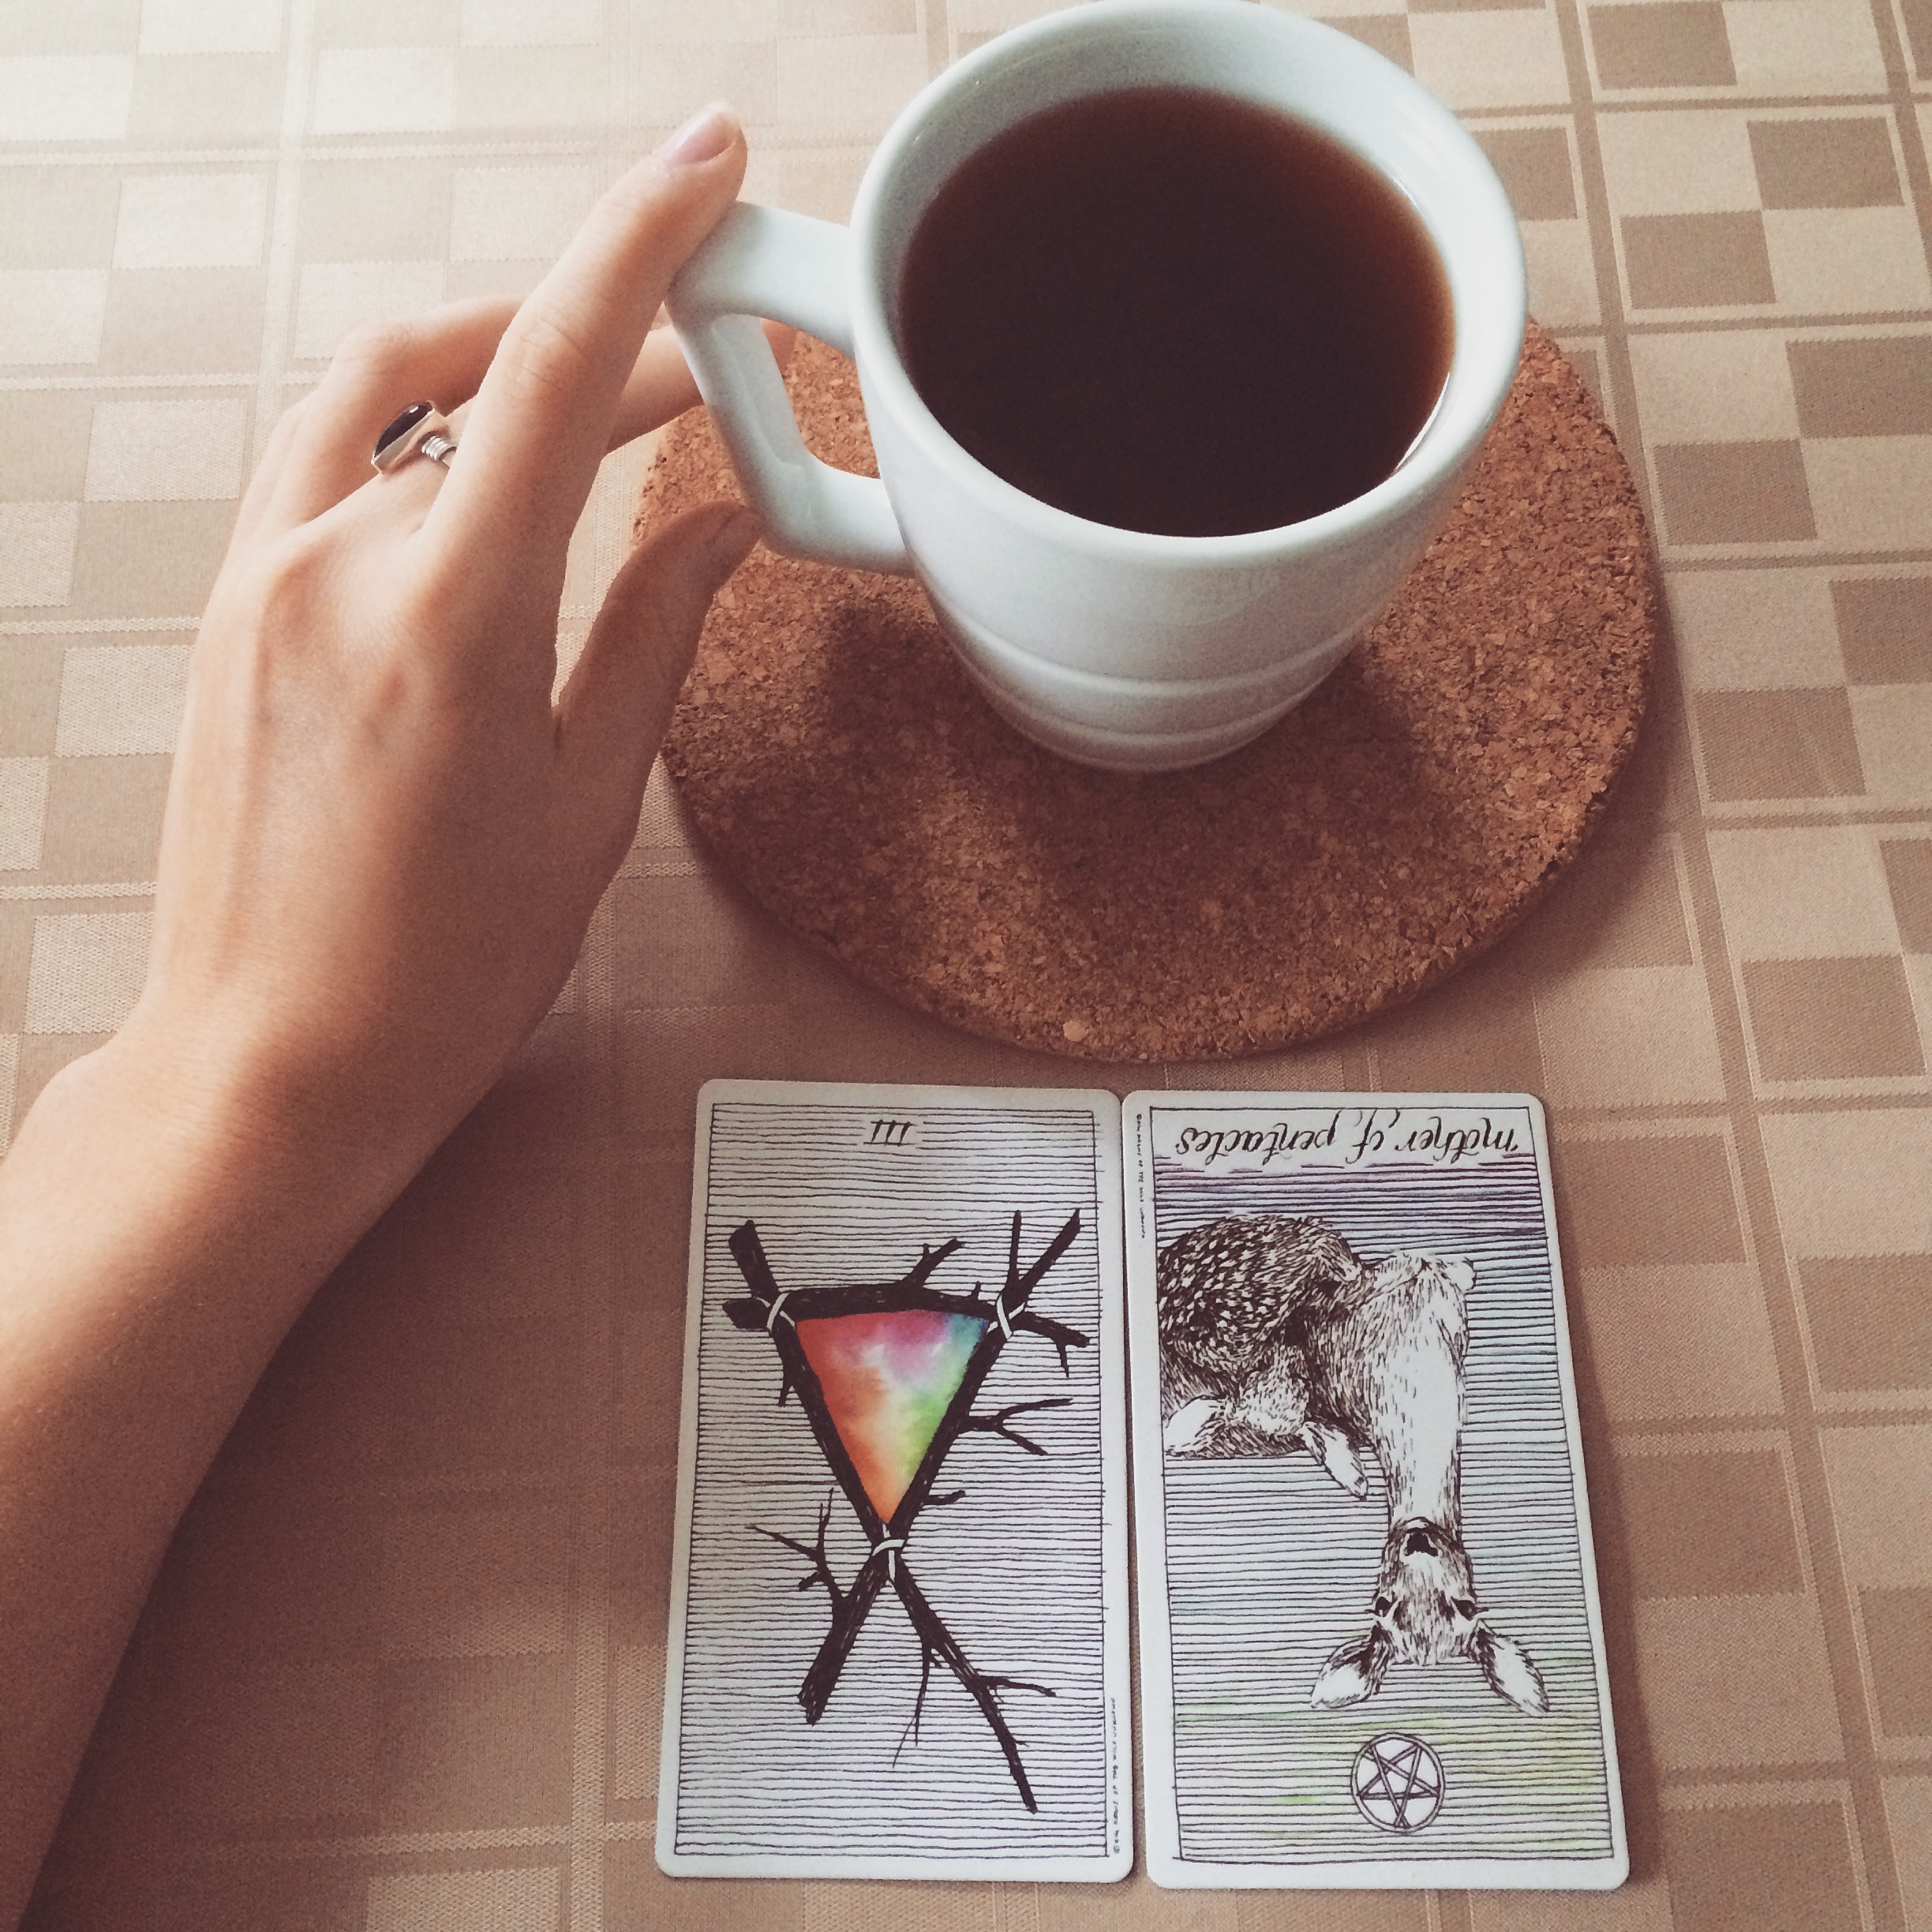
1125, 1091, 1627, 1889
658, 1081, 1130, 1880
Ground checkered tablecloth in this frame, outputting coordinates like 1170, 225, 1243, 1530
2, 2, 1929, 1928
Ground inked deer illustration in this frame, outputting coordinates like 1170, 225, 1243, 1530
1159, 1211, 1549, 1716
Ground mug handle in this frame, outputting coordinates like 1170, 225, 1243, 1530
667, 203, 911, 574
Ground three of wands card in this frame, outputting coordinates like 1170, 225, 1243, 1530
657, 1081, 1625, 1888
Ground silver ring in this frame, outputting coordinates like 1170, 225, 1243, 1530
372, 401, 457, 473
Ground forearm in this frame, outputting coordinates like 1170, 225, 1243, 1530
0, 1028, 410, 1928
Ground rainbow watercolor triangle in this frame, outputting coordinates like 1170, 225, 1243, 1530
796, 1309, 988, 1519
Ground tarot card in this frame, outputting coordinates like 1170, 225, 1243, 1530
657, 1080, 1131, 1880
1125, 1093, 1627, 1889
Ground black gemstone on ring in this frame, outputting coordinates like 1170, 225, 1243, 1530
373, 400, 433, 462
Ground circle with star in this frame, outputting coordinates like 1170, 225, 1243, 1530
1350, 1732, 1444, 1833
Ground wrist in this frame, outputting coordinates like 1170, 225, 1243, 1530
15, 1013, 413, 1312
107, 990, 460, 1215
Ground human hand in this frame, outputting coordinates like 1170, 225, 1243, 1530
0, 111, 783, 1926
118, 103, 759, 1196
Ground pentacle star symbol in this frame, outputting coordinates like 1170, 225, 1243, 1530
1350, 1732, 1445, 1833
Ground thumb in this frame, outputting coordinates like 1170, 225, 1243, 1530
556, 500, 758, 837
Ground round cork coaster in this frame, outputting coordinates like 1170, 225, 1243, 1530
642, 324, 1657, 1062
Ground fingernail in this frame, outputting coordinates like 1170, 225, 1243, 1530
658, 102, 738, 169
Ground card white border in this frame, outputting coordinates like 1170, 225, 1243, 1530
1125, 1090, 1628, 1890
656, 1078, 1133, 1882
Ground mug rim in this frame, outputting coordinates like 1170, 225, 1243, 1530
845, 0, 1526, 560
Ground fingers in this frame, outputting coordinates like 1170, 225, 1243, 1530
445, 328, 702, 459
607, 330, 706, 446
426, 106, 747, 576
227, 397, 309, 555
619, 318, 799, 444
264, 298, 522, 534
555, 503, 758, 842
255, 301, 735, 552
603, 320, 797, 449
234, 168, 785, 554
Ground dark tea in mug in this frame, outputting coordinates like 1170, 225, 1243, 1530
896, 86, 1455, 539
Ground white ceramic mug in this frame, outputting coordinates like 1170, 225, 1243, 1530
668, 0, 1525, 772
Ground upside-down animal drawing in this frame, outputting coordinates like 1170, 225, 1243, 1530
1158, 1211, 1549, 1716
725, 1210, 1088, 1810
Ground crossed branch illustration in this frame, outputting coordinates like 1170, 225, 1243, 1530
724, 1210, 1088, 1811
